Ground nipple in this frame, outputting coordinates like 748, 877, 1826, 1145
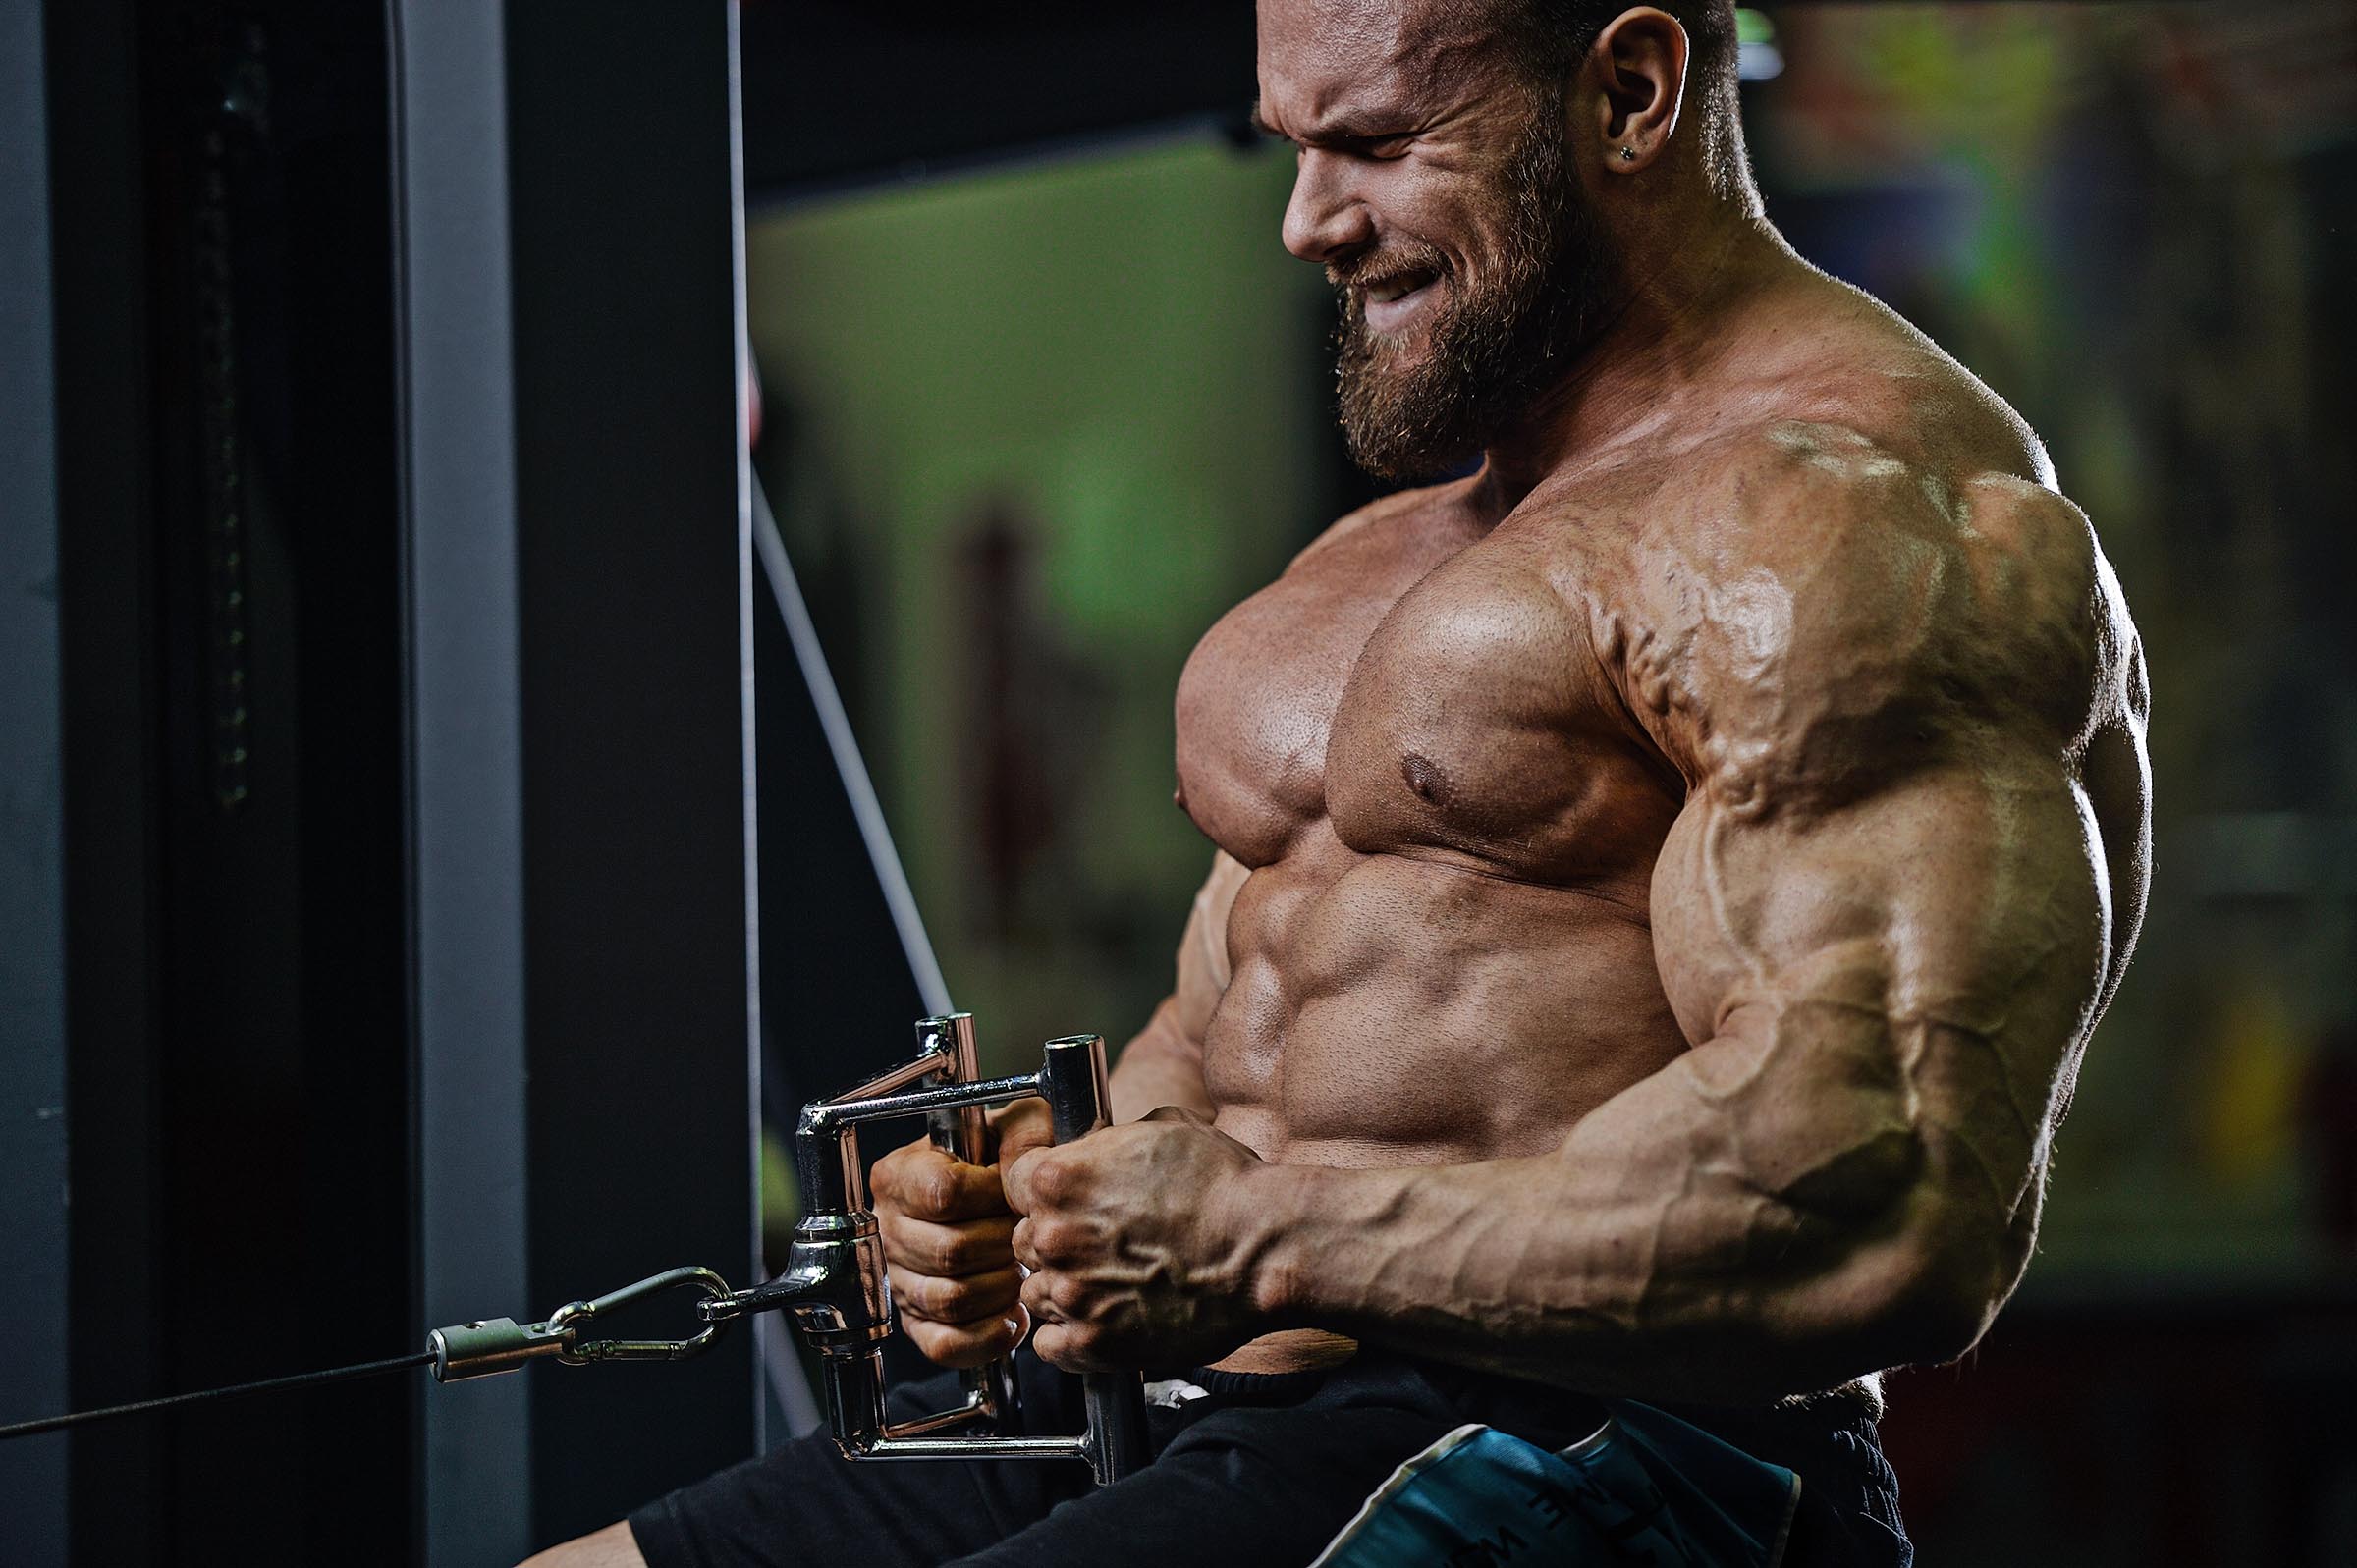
1400, 752, 1454, 808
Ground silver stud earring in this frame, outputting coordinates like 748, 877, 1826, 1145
1618, 146, 1637, 162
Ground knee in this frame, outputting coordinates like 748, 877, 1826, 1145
518, 1520, 645, 1568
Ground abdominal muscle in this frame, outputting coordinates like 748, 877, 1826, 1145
1195, 843, 1689, 1375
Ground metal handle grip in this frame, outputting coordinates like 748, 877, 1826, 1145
919, 1013, 990, 1165
919, 1014, 1020, 1433
1040, 1035, 1152, 1486
763, 1021, 1150, 1485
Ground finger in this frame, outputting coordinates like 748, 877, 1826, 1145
872, 1147, 1012, 1222
1018, 1269, 1062, 1326
1003, 1146, 1068, 1216
867, 1138, 945, 1204
904, 1307, 1029, 1371
1010, 1217, 1039, 1272
888, 1263, 1022, 1326
1029, 1322, 1109, 1374
880, 1211, 1017, 1277
991, 1100, 1057, 1166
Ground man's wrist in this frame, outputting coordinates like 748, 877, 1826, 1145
1215, 1158, 1353, 1330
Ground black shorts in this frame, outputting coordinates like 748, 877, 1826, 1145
627, 1348, 1911, 1567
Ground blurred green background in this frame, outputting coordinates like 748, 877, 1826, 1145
748, 6, 2356, 1561
750, 138, 1329, 1070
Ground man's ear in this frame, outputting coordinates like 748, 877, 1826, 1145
1588, 6, 1688, 173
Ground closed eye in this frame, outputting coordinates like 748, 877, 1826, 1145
1246, 102, 1418, 161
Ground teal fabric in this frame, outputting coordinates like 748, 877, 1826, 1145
1311, 1401, 1800, 1568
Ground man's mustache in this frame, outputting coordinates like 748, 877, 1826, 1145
1326, 246, 1452, 297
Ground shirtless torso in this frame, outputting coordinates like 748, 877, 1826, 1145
1150, 262, 2148, 1376
853, 0, 2153, 1416
530, 6, 2156, 1560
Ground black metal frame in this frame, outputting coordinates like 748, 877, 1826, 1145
12, 1, 1295, 1560
501, 0, 760, 1543
390, 0, 533, 1556
0, 0, 70, 1558
37, 2, 421, 1558
13, 0, 762, 1559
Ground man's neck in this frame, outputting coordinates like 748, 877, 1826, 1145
1470, 214, 1796, 523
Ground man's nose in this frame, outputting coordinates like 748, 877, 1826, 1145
1281, 151, 1375, 265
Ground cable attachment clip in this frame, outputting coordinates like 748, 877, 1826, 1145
429, 1266, 738, 1382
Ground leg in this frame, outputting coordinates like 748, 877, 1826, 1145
536, 1356, 1091, 1568
934, 1359, 1905, 1568
621, 1425, 1087, 1568
943, 1359, 1499, 1568
591, 1351, 1584, 1568
521, 1521, 645, 1568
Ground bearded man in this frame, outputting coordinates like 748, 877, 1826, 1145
537, 2, 2149, 1564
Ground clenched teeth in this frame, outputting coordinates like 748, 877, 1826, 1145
1364, 272, 1435, 304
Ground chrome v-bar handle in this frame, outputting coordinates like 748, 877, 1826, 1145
428, 1017, 1151, 1487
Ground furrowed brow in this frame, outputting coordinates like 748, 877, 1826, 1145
1249, 101, 1405, 150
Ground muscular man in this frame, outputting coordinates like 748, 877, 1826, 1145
542, 1, 2148, 1563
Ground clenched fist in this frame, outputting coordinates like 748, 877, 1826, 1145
869, 1100, 1056, 1368
1003, 1107, 1271, 1373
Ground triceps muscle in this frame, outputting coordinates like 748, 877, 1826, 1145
1642, 750, 2111, 1330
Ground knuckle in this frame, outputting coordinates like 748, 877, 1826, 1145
1029, 1154, 1077, 1206
887, 1269, 930, 1321
871, 1141, 921, 1195
929, 1278, 978, 1320
914, 1167, 960, 1218
1030, 1218, 1079, 1263
931, 1230, 986, 1275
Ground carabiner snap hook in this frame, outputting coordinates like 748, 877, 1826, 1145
430, 1266, 740, 1381
549, 1266, 739, 1366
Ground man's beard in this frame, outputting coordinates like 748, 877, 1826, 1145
1331, 116, 1619, 483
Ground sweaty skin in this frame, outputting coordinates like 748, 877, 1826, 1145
991, 281, 2151, 1400
983, 3, 2150, 1403
1076, 350, 2149, 1399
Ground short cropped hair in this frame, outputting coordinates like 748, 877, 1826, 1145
1474, 1, 1754, 203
